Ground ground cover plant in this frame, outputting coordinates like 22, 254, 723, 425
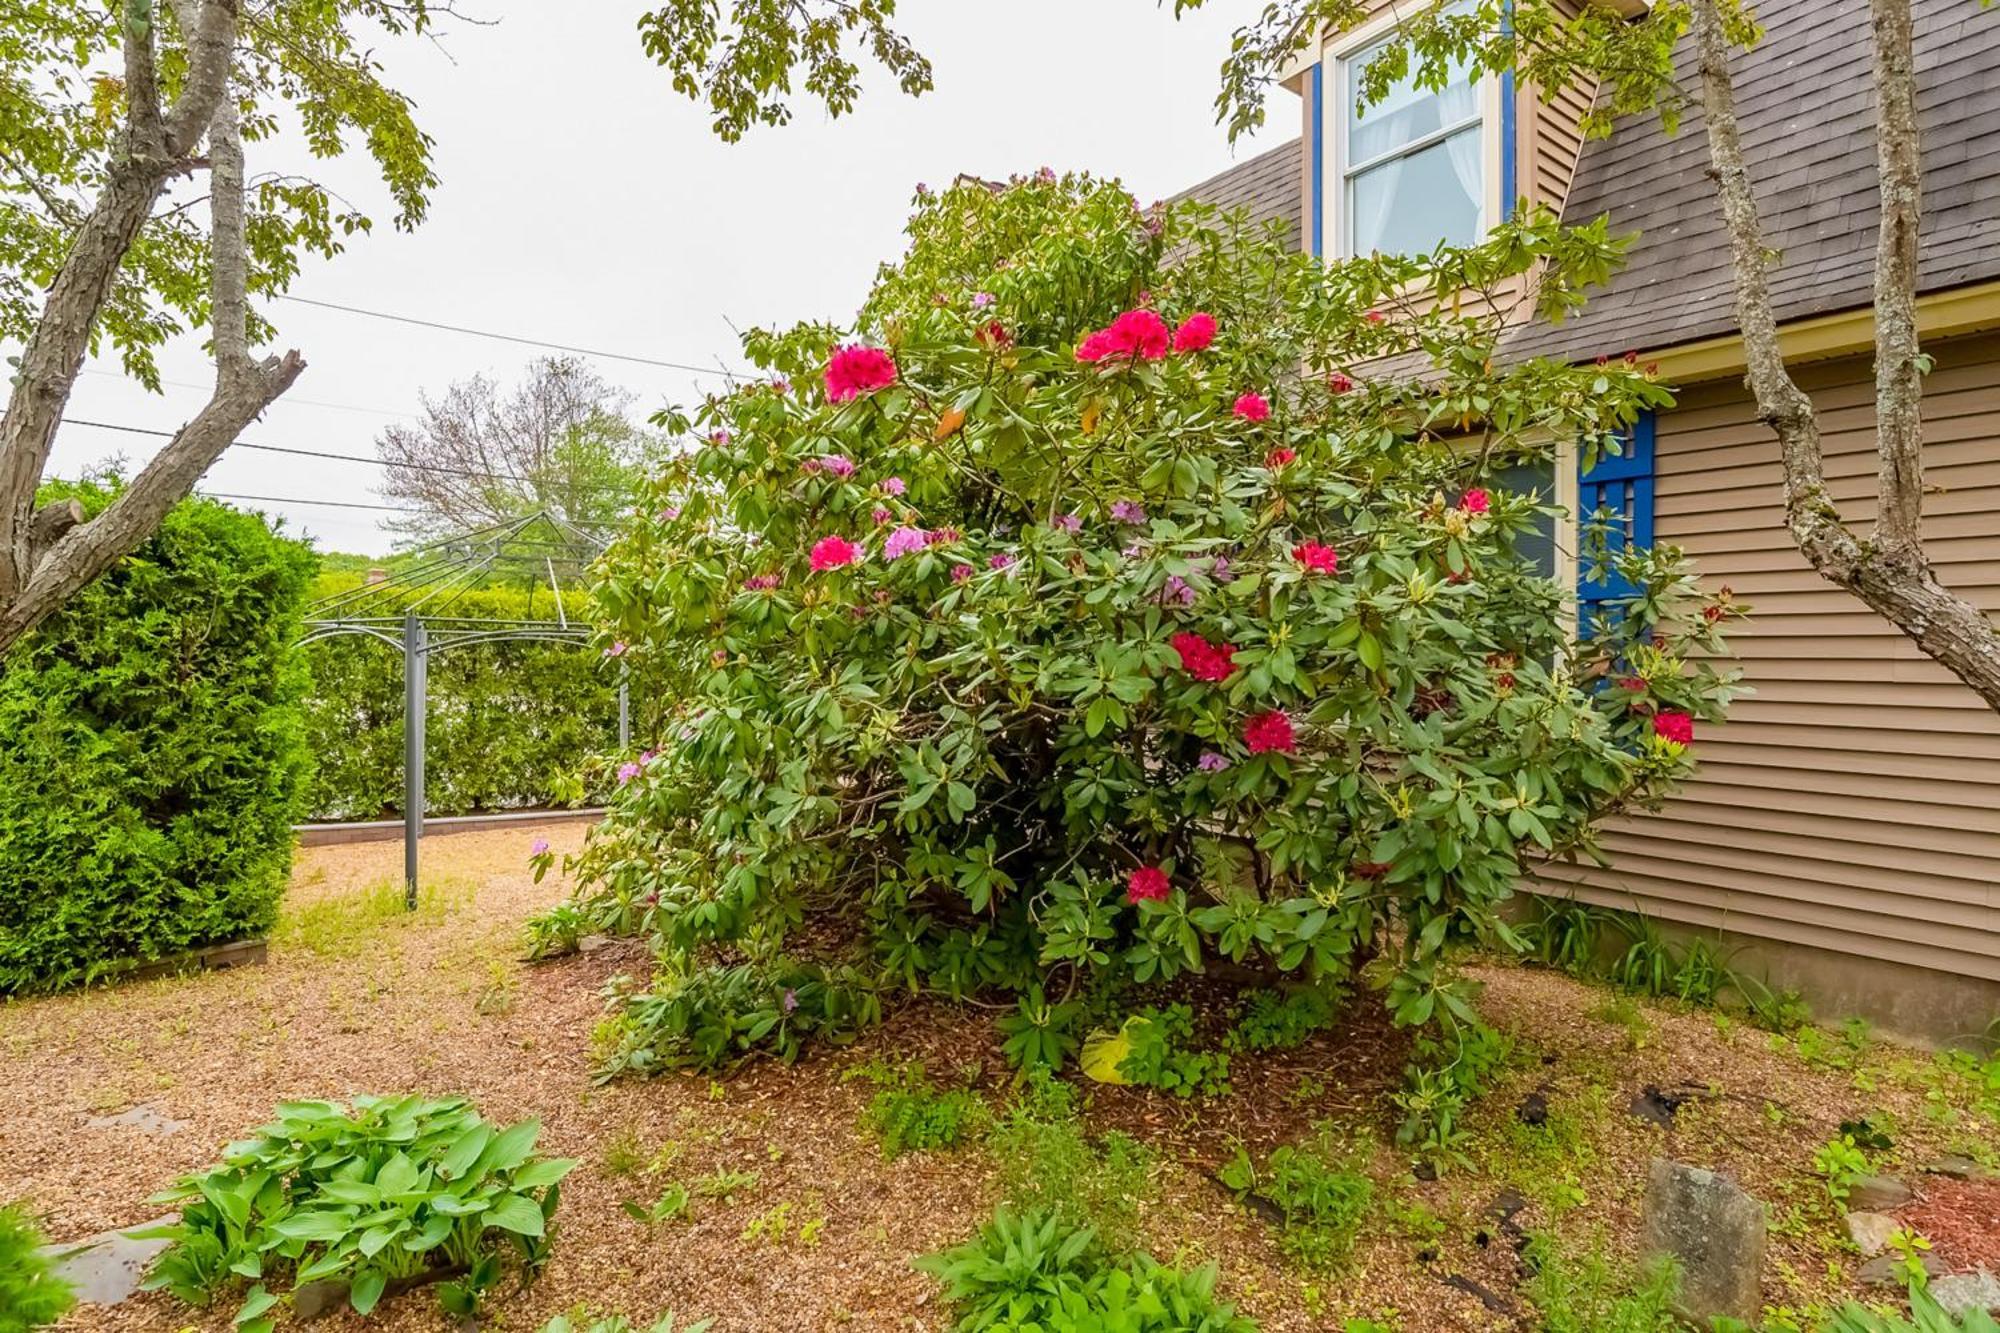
0, 1203, 74, 1333
140, 1095, 575, 1327
545, 171, 1745, 1092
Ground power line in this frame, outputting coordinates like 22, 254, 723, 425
78, 367, 413, 418
198, 491, 420, 513
274, 294, 749, 378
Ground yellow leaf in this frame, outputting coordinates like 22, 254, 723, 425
1080, 399, 1103, 436
934, 406, 966, 440
1079, 1025, 1133, 1084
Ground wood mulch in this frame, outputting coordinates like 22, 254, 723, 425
1898, 1177, 2000, 1271
1, 829, 1992, 1332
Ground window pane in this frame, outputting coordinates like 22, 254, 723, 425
1494, 459, 1558, 580
1346, 37, 1479, 164
1347, 127, 1482, 256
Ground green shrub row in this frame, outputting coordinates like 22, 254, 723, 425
300, 583, 660, 820
0, 484, 314, 993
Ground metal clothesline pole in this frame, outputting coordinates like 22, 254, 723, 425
403, 613, 428, 910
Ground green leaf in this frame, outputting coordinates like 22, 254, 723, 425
484, 1193, 547, 1237
348, 1268, 387, 1316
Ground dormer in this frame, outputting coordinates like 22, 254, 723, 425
1277, 1, 1632, 267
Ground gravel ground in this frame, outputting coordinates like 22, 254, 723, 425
2, 828, 1992, 1332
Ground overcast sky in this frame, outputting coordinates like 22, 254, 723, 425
40, 2, 1290, 557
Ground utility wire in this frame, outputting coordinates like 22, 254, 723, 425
78, 367, 413, 418
198, 491, 421, 513
274, 294, 749, 378
60, 415, 634, 491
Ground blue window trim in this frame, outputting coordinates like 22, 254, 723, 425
1577, 411, 1656, 610
1311, 62, 1325, 257
1499, 0, 1517, 217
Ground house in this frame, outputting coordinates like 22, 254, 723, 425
1176, 0, 2000, 1043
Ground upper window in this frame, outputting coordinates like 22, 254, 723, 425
1338, 32, 1483, 257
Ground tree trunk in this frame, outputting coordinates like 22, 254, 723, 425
1689, 0, 2000, 711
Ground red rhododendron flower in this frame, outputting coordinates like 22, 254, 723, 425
1233, 392, 1271, 422
1327, 372, 1355, 395
1461, 488, 1491, 515
1127, 865, 1171, 904
809, 535, 862, 571
1267, 447, 1296, 468
979, 320, 1012, 347
1172, 312, 1216, 353
1618, 675, 1646, 693
1075, 308, 1170, 363
1351, 860, 1392, 880
824, 344, 898, 402
1170, 631, 1237, 683
1244, 709, 1296, 755
1364, 309, 1384, 324
1652, 711, 1695, 746
1293, 541, 1339, 575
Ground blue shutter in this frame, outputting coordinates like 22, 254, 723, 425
1576, 411, 1656, 616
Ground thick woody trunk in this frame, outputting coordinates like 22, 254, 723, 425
0, 0, 304, 655
1690, 0, 2000, 711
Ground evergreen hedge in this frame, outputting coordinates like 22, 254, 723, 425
0, 486, 315, 993
300, 585, 649, 820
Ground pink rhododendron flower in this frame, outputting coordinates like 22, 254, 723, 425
1652, 711, 1695, 746
616, 761, 642, 785
1126, 865, 1171, 904
1267, 447, 1296, 468
989, 552, 1016, 570
951, 564, 973, 583
1364, 309, 1385, 324
1233, 392, 1271, 422
1161, 575, 1196, 607
660, 506, 682, 522
1170, 631, 1237, 683
1243, 709, 1296, 755
803, 454, 856, 479
972, 291, 995, 308
1327, 372, 1355, 395
1172, 312, 1216, 353
744, 573, 781, 591
1110, 499, 1147, 524
1460, 488, 1491, 515
709, 428, 732, 446
809, 535, 862, 571
1293, 542, 1340, 575
530, 838, 550, 856
872, 507, 893, 525
1197, 751, 1230, 772
882, 476, 906, 496
824, 344, 898, 402
1053, 513, 1082, 533
1075, 309, 1170, 364
605, 641, 629, 658
1209, 556, 1234, 583
883, 526, 931, 560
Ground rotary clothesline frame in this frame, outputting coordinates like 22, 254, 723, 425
300, 511, 625, 907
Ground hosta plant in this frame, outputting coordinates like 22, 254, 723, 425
0, 1203, 74, 1333
554, 170, 1743, 1071
140, 1096, 575, 1328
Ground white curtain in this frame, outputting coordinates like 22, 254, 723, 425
1445, 126, 1484, 228
1351, 158, 1402, 255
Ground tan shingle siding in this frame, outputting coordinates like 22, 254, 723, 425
1540, 333, 2000, 982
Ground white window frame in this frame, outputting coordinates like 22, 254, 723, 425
1326, 4, 1503, 259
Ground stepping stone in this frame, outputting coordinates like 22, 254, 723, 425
1931, 1270, 2000, 1318
1847, 1175, 1915, 1211
1845, 1211, 1900, 1256
86, 1104, 189, 1136
1924, 1156, 1995, 1181
1640, 1159, 1767, 1325
43, 1215, 178, 1306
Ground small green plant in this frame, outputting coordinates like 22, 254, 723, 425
1232, 986, 1340, 1051
913, 1208, 1257, 1332
1220, 1132, 1372, 1270
1741, 981, 1813, 1035
1522, 1231, 1681, 1331
1813, 1134, 1871, 1204
620, 1183, 691, 1226
139, 1096, 575, 1328
1392, 1022, 1514, 1171
523, 903, 591, 960
692, 1168, 759, 1204
1523, 896, 1611, 978
739, 1198, 826, 1247
0, 1204, 75, 1333
596, 959, 880, 1076
851, 1060, 991, 1159
997, 986, 1084, 1074
1082, 1004, 1231, 1098
1817, 1242, 1999, 1331
540, 1313, 713, 1333
985, 1071, 1151, 1251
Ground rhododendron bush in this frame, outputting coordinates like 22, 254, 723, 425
550, 173, 1742, 1073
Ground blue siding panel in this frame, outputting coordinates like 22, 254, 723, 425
1577, 411, 1656, 608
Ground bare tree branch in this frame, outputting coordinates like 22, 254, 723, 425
1691, 0, 2000, 709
